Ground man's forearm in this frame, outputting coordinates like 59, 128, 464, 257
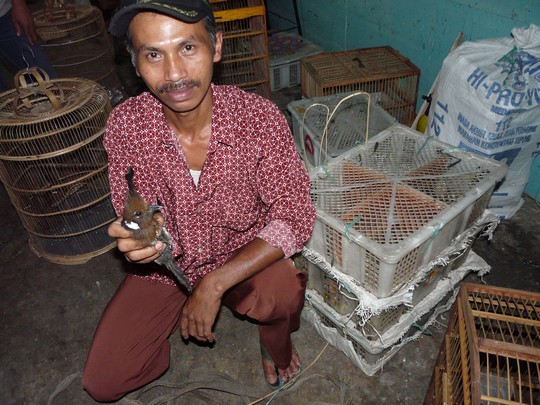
203, 237, 285, 297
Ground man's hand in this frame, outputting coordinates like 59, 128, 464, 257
108, 215, 165, 264
11, 0, 38, 45
180, 273, 223, 342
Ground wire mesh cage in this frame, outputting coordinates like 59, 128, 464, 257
287, 92, 397, 167
33, 1, 123, 94
307, 124, 507, 297
424, 283, 540, 405
0, 68, 116, 264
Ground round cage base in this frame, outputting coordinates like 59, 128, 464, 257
29, 238, 116, 265
27, 218, 117, 265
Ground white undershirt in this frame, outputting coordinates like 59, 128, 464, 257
190, 169, 201, 186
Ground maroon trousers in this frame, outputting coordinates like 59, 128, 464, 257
82, 258, 307, 402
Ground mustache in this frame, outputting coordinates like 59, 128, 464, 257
158, 79, 201, 93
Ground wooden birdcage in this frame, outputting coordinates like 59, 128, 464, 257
424, 283, 540, 405
33, 0, 123, 95
210, 0, 271, 99
0, 68, 116, 265
301, 47, 420, 125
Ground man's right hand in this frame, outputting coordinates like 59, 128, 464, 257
108, 217, 165, 264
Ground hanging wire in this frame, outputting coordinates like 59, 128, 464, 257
21, 44, 36, 70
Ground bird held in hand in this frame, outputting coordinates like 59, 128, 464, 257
122, 167, 192, 294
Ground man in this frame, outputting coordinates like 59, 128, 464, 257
0, 0, 56, 91
82, 0, 316, 401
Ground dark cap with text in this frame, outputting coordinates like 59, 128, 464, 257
109, 0, 215, 37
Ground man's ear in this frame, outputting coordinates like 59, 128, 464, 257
213, 30, 223, 63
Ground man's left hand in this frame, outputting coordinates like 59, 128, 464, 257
11, 0, 38, 45
180, 274, 223, 342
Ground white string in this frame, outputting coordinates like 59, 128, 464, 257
299, 92, 372, 170
300, 102, 329, 170
317, 91, 372, 167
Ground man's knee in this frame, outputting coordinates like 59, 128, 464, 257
261, 266, 307, 320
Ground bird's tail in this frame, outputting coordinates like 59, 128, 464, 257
125, 166, 137, 196
162, 259, 193, 295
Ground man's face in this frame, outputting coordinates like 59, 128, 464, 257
129, 12, 222, 114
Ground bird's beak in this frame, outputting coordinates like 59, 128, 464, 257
150, 205, 163, 213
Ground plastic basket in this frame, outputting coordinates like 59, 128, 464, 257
307, 124, 507, 298
299, 212, 498, 341
268, 33, 323, 91
287, 92, 396, 167
302, 278, 464, 376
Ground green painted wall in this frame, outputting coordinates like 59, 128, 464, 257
267, 0, 540, 200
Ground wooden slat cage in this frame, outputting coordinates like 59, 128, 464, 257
211, 0, 271, 99
300, 46, 420, 126
0, 69, 116, 264
424, 283, 540, 405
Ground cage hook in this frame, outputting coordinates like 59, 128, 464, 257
21, 44, 36, 70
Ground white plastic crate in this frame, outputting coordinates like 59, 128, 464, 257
302, 265, 472, 376
268, 32, 323, 92
298, 212, 498, 341
300, 213, 497, 346
307, 124, 507, 298
287, 92, 396, 168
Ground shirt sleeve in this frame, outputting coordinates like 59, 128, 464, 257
103, 104, 130, 217
254, 101, 316, 258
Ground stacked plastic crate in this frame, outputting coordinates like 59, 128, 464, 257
292, 119, 508, 375
268, 32, 323, 92
210, 0, 271, 99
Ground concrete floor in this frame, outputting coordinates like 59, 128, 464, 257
1, 86, 539, 405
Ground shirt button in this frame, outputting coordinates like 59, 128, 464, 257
198, 248, 203, 253
196, 209, 201, 214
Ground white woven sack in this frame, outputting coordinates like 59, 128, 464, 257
427, 24, 540, 219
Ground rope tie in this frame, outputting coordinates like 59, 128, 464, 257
345, 214, 363, 241
421, 221, 445, 253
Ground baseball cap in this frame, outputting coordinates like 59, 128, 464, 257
109, 0, 215, 37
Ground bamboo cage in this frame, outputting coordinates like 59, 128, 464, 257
300, 47, 420, 126
33, 0, 123, 96
210, 0, 271, 99
424, 283, 540, 405
0, 68, 116, 265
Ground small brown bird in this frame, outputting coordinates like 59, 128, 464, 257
122, 167, 192, 294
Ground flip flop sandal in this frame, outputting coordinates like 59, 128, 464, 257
260, 343, 301, 391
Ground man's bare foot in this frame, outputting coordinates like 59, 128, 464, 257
261, 344, 301, 387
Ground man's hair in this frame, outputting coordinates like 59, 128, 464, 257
125, 15, 218, 67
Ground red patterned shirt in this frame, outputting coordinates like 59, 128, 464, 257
104, 84, 315, 287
